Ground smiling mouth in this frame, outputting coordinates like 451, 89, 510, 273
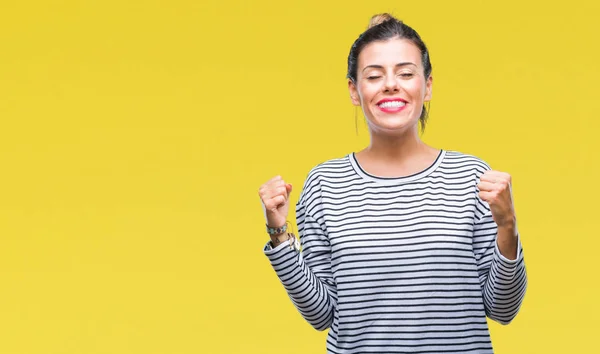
378, 101, 406, 109
377, 100, 408, 113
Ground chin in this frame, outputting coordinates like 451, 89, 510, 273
369, 123, 415, 137
364, 109, 419, 132
372, 117, 418, 133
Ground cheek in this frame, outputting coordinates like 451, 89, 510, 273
405, 80, 427, 98
357, 83, 380, 103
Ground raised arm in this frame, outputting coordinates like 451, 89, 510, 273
474, 169, 527, 324
259, 174, 336, 330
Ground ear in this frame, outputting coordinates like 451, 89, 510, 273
348, 79, 361, 106
424, 75, 433, 102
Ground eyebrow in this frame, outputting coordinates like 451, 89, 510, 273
362, 62, 417, 72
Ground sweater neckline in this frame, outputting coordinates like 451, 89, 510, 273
349, 150, 445, 185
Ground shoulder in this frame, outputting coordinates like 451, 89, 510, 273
297, 154, 352, 205
305, 154, 352, 181
441, 150, 492, 174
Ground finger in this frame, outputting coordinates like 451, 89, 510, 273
259, 179, 285, 195
478, 190, 497, 203
266, 185, 288, 200
480, 171, 511, 184
285, 183, 293, 196
264, 196, 285, 211
477, 181, 496, 192
259, 175, 281, 189
263, 176, 284, 189
266, 178, 285, 188
269, 175, 283, 182
269, 195, 286, 209
269, 179, 286, 188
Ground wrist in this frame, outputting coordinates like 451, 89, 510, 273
496, 222, 518, 260
497, 220, 517, 237
265, 221, 298, 250
496, 212, 516, 229
270, 232, 288, 246
269, 232, 300, 252
266, 222, 288, 236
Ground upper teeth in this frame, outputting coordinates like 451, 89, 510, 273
379, 101, 406, 108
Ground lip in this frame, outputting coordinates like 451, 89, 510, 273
376, 97, 408, 113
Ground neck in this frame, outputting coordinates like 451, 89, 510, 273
365, 126, 428, 161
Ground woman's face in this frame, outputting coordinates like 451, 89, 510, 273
349, 38, 432, 135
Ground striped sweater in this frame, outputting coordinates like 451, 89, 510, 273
264, 150, 527, 353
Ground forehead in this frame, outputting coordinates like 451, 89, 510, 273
358, 38, 422, 69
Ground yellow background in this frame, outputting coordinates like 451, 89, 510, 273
0, 0, 598, 353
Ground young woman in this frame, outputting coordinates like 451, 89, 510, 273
258, 13, 527, 354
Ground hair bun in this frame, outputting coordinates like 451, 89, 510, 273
367, 13, 398, 29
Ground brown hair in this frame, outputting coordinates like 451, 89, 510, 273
367, 13, 395, 29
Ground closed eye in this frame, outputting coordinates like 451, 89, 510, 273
367, 76, 381, 80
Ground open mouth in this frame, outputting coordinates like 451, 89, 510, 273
377, 98, 407, 112
378, 101, 406, 109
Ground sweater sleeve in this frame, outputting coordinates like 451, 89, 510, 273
263, 177, 337, 331
473, 184, 528, 325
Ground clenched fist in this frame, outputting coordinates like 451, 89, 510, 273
477, 170, 516, 228
258, 175, 293, 229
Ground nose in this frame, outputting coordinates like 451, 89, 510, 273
383, 75, 400, 93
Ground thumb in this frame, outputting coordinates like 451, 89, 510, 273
285, 183, 293, 198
